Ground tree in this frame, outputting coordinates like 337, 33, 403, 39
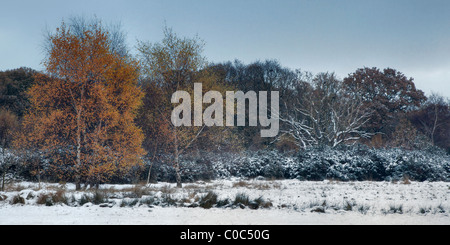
0, 109, 19, 191
16, 22, 145, 189
409, 93, 450, 152
209, 59, 299, 150
137, 81, 171, 184
279, 72, 372, 148
138, 27, 237, 187
0, 67, 36, 118
44, 15, 129, 58
343, 67, 427, 137
389, 117, 420, 150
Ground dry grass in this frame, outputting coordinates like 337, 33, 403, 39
254, 181, 282, 190
159, 184, 177, 194
402, 175, 411, 185
10, 194, 25, 205
3, 183, 29, 192
183, 183, 201, 190
232, 180, 251, 188
232, 180, 282, 190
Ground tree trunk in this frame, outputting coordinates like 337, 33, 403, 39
1, 148, 6, 192
173, 128, 182, 188
174, 153, 182, 188
1, 149, 5, 192
73, 86, 84, 191
146, 143, 159, 185
75, 107, 82, 191
1, 170, 5, 192
146, 162, 153, 185
431, 105, 438, 145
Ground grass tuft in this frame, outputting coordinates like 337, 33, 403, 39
10, 194, 25, 205
233, 193, 250, 206
199, 191, 218, 209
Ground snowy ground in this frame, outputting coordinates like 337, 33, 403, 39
1, 179, 449, 225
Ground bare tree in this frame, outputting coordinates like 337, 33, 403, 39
409, 92, 450, 151
424, 93, 448, 145
279, 72, 373, 148
43, 15, 129, 59
138, 26, 233, 188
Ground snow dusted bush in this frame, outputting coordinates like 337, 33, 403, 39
383, 147, 450, 181
4, 145, 450, 184
295, 146, 334, 180
236, 151, 288, 179
200, 145, 450, 182
179, 156, 215, 182
310, 145, 449, 181
147, 154, 215, 183
318, 145, 386, 181
207, 150, 297, 179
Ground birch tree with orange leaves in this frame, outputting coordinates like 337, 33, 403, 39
16, 22, 145, 189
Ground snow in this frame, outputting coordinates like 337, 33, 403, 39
1, 179, 449, 225
1, 205, 449, 225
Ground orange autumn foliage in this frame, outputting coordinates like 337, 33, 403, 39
16, 23, 145, 187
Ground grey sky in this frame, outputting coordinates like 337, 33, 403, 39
1, 0, 449, 97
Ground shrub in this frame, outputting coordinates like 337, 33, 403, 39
223, 146, 450, 182
14, 144, 448, 184
92, 191, 106, 205
79, 194, 91, 206
121, 198, 139, 207
357, 205, 370, 214
216, 198, 231, 208
199, 191, 218, 209
0, 194, 7, 201
161, 194, 177, 206
233, 193, 250, 206
10, 194, 25, 205
252, 196, 272, 209
51, 189, 68, 205
77, 192, 106, 206
344, 201, 355, 211
36, 193, 52, 206
389, 204, 403, 214
419, 206, 431, 214
140, 196, 155, 206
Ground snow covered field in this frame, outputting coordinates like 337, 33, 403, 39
1, 179, 449, 225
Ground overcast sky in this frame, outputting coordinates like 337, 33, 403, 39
1, 0, 449, 97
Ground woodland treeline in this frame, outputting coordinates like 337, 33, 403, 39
0, 17, 449, 188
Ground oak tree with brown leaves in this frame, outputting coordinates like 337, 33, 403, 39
343, 67, 427, 137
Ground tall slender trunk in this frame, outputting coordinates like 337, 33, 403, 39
1, 148, 5, 192
146, 162, 153, 185
1, 170, 5, 192
75, 86, 84, 191
146, 143, 159, 185
174, 127, 182, 188
175, 152, 182, 188
37, 159, 41, 190
75, 108, 82, 190
431, 105, 438, 145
